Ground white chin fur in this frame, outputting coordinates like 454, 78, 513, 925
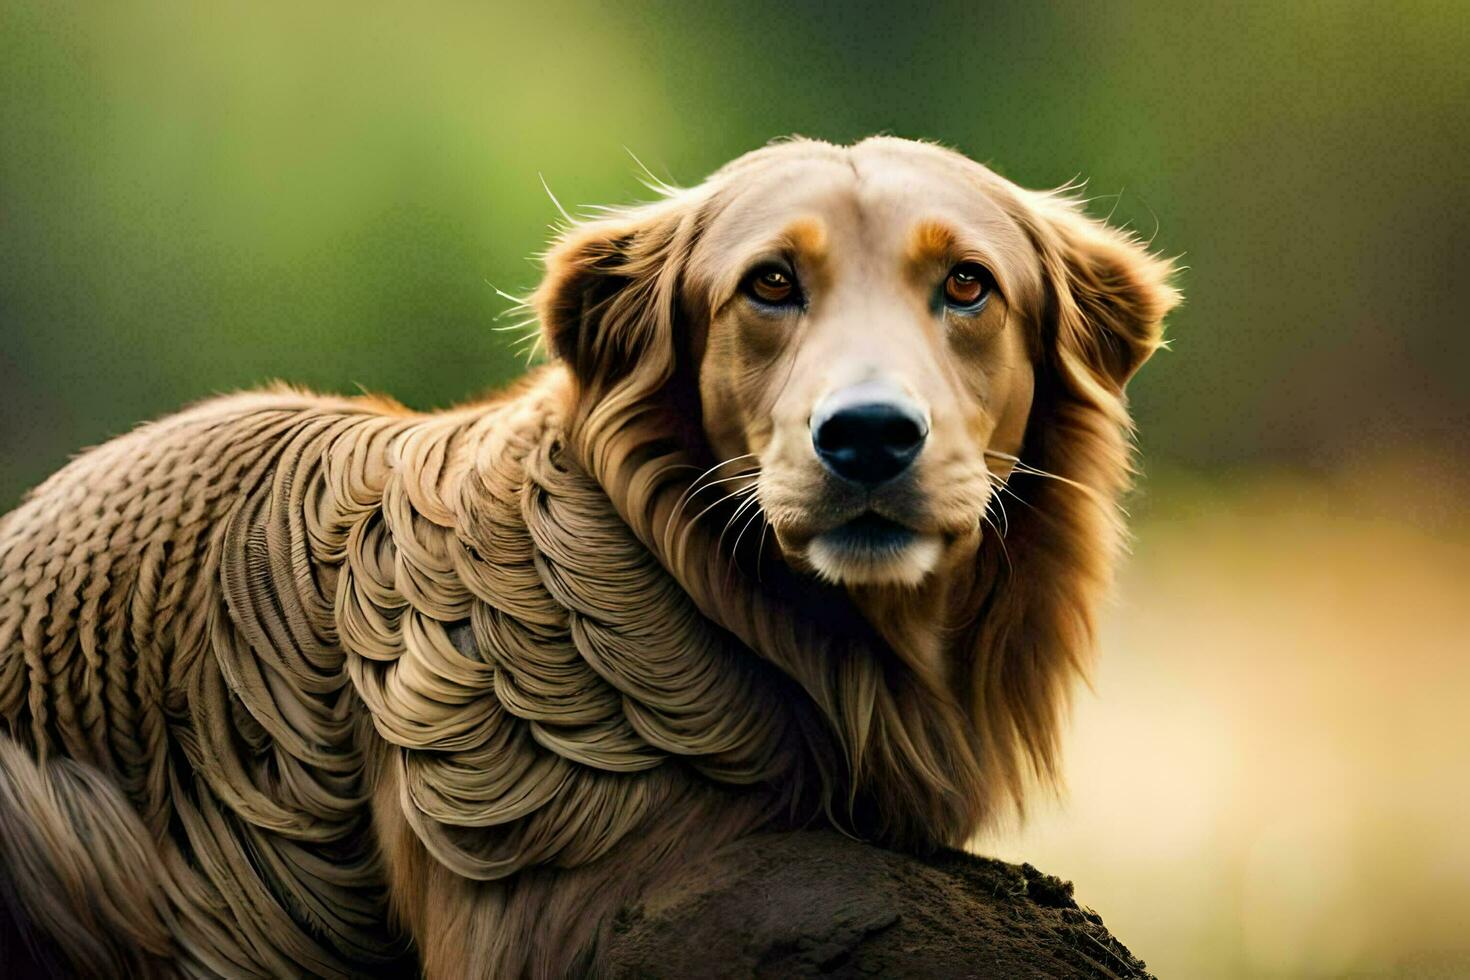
805, 533, 943, 587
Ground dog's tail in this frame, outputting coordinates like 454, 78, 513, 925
0, 734, 177, 978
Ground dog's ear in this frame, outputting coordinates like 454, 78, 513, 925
1022, 192, 1180, 399
533, 197, 698, 401
954, 192, 1179, 806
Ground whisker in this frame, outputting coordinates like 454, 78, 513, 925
684, 484, 757, 533
717, 491, 763, 557
753, 512, 771, 583
985, 481, 1011, 539
997, 483, 1039, 519
679, 452, 757, 494
980, 510, 1013, 579
674, 482, 758, 557
731, 503, 765, 557
697, 470, 762, 493
667, 453, 757, 534
984, 450, 1100, 499
723, 498, 767, 591
670, 469, 759, 533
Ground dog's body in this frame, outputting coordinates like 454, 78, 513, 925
0, 137, 1176, 977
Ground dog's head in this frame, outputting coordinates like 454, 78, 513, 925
535, 137, 1176, 593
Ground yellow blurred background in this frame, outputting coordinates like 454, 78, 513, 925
2, 2, 1466, 976
990, 457, 1470, 977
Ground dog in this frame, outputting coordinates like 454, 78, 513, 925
0, 136, 1177, 977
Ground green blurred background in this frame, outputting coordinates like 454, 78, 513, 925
2, 2, 1466, 976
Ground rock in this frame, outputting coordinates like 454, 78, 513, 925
603, 831, 1151, 979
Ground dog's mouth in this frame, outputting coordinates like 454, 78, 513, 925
819, 512, 916, 554
803, 511, 943, 587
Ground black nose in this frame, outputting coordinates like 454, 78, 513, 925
812, 398, 928, 486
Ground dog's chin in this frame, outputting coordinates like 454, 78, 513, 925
803, 513, 944, 588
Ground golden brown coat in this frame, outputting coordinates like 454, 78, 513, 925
0, 137, 1176, 977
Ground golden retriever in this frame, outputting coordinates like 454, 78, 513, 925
0, 136, 1176, 977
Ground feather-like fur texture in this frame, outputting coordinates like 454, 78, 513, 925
0, 137, 1176, 977
0, 370, 984, 976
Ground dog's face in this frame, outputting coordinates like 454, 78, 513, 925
689, 141, 1041, 586
537, 137, 1176, 591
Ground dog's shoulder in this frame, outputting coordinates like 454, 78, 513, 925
0, 386, 433, 750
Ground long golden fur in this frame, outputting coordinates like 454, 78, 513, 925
0, 137, 1176, 977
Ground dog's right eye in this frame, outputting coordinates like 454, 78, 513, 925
742, 266, 801, 308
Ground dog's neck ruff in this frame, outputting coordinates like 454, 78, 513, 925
0, 367, 991, 974
325, 369, 988, 880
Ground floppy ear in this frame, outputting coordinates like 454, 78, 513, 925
532, 196, 699, 403
954, 193, 1179, 811
1023, 192, 1180, 401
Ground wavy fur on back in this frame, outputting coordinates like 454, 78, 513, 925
0, 137, 1176, 978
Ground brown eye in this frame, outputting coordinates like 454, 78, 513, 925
744, 266, 799, 306
944, 264, 992, 309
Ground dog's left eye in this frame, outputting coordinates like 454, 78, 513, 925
943, 263, 994, 310
742, 266, 801, 307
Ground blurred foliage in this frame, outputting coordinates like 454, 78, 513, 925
2, 1, 1467, 507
